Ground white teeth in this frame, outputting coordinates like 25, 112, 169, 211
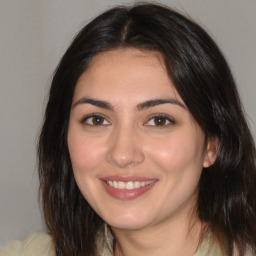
134, 181, 140, 189
113, 181, 118, 188
126, 181, 134, 190
106, 180, 153, 190
118, 181, 126, 189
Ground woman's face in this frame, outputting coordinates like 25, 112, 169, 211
68, 49, 215, 231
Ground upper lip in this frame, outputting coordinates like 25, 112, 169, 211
100, 175, 158, 182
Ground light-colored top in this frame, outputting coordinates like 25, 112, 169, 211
0, 232, 252, 256
0, 233, 54, 256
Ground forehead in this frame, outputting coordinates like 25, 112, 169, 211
74, 48, 182, 103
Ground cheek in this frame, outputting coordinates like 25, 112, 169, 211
147, 131, 205, 176
68, 132, 106, 174
67, 132, 106, 207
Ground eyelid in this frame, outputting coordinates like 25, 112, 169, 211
80, 113, 174, 127
144, 114, 175, 127
80, 113, 111, 126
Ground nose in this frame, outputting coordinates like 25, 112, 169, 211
106, 126, 145, 168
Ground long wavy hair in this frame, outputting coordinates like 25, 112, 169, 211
38, 3, 256, 256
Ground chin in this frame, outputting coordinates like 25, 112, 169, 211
109, 220, 149, 231
102, 209, 153, 231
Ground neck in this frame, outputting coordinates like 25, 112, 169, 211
112, 213, 203, 256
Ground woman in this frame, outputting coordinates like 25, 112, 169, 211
1, 3, 255, 256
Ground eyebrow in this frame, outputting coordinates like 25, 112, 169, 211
137, 98, 186, 110
73, 98, 113, 110
72, 97, 186, 111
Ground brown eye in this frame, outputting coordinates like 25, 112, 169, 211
84, 115, 110, 126
92, 116, 104, 125
153, 116, 168, 126
145, 115, 174, 127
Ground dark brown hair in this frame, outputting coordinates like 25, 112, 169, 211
38, 3, 256, 256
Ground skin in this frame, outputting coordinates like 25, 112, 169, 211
68, 48, 217, 256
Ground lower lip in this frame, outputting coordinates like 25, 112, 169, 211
100, 180, 157, 200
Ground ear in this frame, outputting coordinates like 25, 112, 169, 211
203, 137, 219, 168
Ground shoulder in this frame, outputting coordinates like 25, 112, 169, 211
194, 238, 223, 256
194, 236, 255, 256
0, 233, 55, 256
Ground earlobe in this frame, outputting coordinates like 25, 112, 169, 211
203, 137, 219, 168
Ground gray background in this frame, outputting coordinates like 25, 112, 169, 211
0, 0, 255, 246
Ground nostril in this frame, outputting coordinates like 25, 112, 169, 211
106, 147, 145, 168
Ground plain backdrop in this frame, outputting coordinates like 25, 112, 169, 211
0, 0, 255, 246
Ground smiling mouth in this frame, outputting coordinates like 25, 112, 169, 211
106, 180, 154, 190
101, 178, 157, 200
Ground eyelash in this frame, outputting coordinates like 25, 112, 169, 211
81, 114, 111, 127
144, 114, 175, 127
81, 114, 175, 127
